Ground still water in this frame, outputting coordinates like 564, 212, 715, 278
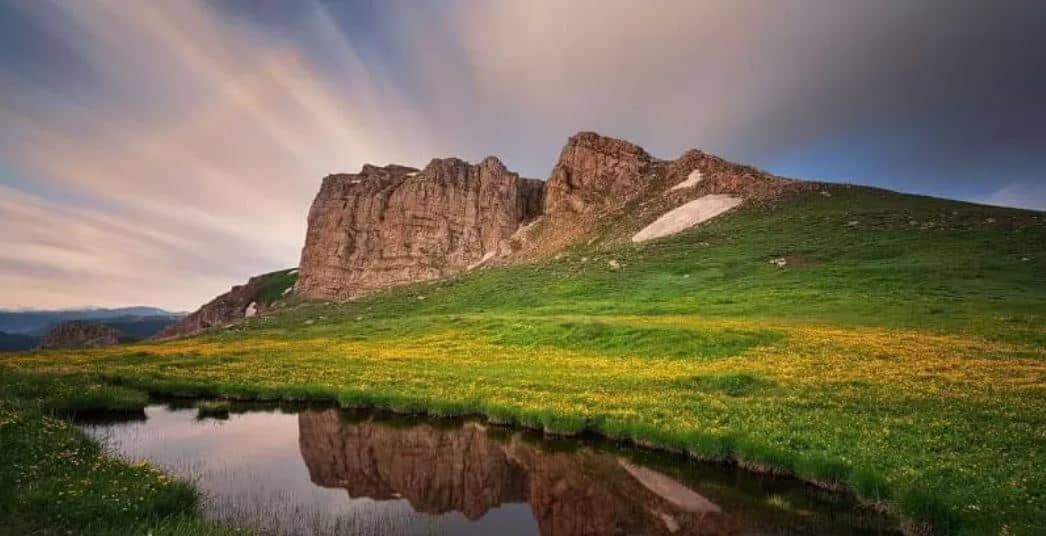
81, 403, 899, 535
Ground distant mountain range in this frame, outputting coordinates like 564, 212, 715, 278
0, 307, 184, 352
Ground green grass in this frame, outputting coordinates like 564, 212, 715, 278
0, 372, 241, 536
194, 399, 231, 419
5, 186, 1045, 535
252, 269, 298, 304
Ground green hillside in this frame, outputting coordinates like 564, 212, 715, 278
5, 185, 1044, 534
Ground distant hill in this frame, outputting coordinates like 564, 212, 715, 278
0, 307, 180, 336
0, 331, 40, 352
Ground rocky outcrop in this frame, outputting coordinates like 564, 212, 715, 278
38, 320, 122, 350
154, 269, 296, 339
295, 158, 543, 299
545, 132, 657, 215
518, 132, 805, 255
293, 132, 806, 299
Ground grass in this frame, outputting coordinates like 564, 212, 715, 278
0, 372, 241, 536
252, 269, 298, 305
194, 400, 231, 419
4, 186, 1045, 534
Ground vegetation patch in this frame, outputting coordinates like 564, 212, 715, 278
194, 400, 231, 419
0, 372, 238, 535
484, 319, 781, 360
253, 269, 298, 305
685, 372, 776, 396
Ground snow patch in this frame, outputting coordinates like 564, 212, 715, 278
669, 169, 703, 192
287, 269, 298, 275
281, 287, 293, 296
244, 302, 258, 318
631, 195, 743, 243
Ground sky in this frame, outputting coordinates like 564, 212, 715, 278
0, 0, 1044, 311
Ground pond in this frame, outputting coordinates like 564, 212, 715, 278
81, 403, 899, 535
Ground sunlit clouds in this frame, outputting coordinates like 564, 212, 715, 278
1, 0, 1043, 309
0, 1, 432, 309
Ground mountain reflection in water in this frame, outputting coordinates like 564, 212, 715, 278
83, 405, 898, 536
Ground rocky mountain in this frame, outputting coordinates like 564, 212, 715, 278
37, 321, 123, 350
294, 158, 544, 299
520, 131, 806, 256
154, 269, 297, 339
294, 132, 806, 301
171, 132, 807, 330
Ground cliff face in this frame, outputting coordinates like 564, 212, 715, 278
38, 320, 122, 350
289, 131, 803, 301
295, 157, 543, 300
298, 410, 789, 535
518, 132, 804, 255
154, 269, 296, 339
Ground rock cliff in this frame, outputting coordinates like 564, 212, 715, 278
518, 131, 804, 255
154, 268, 296, 339
288, 131, 806, 301
38, 320, 123, 349
295, 157, 543, 299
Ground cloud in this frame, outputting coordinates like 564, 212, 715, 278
1, 0, 1042, 309
981, 182, 1046, 211
0, 0, 439, 309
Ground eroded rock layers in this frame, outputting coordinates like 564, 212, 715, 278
295, 158, 543, 299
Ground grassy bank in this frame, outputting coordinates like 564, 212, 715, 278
0, 372, 239, 536
5, 186, 1044, 534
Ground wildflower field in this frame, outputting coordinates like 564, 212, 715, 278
3, 187, 1044, 534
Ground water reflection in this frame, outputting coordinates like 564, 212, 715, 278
82, 405, 898, 535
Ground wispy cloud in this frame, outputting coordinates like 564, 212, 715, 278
1, 0, 1042, 309
0, 0, 436, 309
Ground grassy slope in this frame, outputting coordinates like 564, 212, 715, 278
0, 372, 239, 536
5, 185, 1045, 534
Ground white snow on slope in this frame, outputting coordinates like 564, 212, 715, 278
631, 194, 743, 243
669, 169, 703, 192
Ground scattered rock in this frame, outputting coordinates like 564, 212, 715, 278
608, 259, 622, 270
986, 217, 996, 224
770, 258, 788, 267
847, 220, 859, 227
304, 319, 315, 325
580, 257, 589, 262
1021, 257, 1031, 262
820, 190, 832, 197
682, 274, 690, 278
